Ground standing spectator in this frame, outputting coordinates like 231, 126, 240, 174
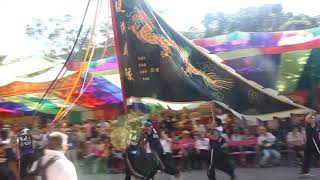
180, 130, 195, 169
195, 132, 210, 168
66, 129, 78, 163
230, 129, 243, 141
17, 128, 35, 179
163, 115, 174, 132
160, 131, 173, 155
287, 126, 305, 164
0, 128, 20, 180
83, 120, 92, 140
257, 126, 281, 167
300, 114, 320, 177
36, 126, 49, 153
243, 129, 255, 140
29, 131, 78, 180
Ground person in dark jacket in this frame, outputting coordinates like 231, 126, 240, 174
0, 129, 19, 180
207, 129, 236, 180
143, 120, 182, 180
17, 128, 35, 179
300, 113, 320, 177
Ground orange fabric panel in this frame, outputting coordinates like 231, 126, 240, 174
0, 73, 79, 97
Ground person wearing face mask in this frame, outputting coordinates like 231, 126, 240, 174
27, 131, 78, 180
300, 113, 320, 178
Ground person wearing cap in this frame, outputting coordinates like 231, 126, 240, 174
143, 120, 182, 180
17, 127, 35, 179
300, 113, 320, 177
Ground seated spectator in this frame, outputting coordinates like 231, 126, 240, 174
171, 136, 182, 156
108, 147, 124, 173
230, 129, 244, 141
83, 140, 100, 173
97, 139, 112, 173
160, 131, 173, 155
179, 131, 195, 169
287, 126, 305, 164
193, 121, 206, 134
257, 126, 281, 167
243, 129, 255, 140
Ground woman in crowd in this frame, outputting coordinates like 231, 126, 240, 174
286, 126, 305, 165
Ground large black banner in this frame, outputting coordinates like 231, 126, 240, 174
111, 0, 309, 119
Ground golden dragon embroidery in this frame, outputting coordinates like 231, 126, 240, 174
127, 9, 233, 91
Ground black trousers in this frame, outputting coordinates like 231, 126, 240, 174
161, 153, 180, 175
20, 153, 35, 178
301, 145, 320, 174
124, 152, 180, 180
200, 149, 210, 167
207, 149, 235, 180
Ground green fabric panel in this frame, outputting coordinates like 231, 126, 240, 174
4, 95, 60, 114
297, 48, 320, 102
275, 49, 311, 94
68, 111, 82, 123
215, 48, 262, 60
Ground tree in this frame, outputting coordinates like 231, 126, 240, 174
198, 4, 320, 38
25, 14, 114, 60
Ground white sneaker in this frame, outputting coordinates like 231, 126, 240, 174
299, 173, 314, 178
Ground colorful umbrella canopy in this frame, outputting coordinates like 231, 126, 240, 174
0, 56, 123, 114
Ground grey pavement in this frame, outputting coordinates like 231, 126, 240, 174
79, 167, 320, 180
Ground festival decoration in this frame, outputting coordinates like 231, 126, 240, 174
110, 0, 310, 120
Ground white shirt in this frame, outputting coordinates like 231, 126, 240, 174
195, 138, 210, 150
258, 132, 276, 146
160, 139, 172, 153
231, 134, 243, 141
30, 149, 78, 180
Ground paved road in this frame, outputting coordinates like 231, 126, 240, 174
79, 167, 320, 180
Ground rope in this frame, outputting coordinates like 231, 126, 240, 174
100, 0, 110, 59
53, 44, 96, 125
32, 0, 92, 116
52, 0, 100, 125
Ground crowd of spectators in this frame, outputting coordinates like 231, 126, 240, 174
0, 109, 314, 178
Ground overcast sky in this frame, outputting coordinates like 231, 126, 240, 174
0, 0, 319, 58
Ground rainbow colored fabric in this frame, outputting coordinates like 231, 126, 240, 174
193, 27, 320, 57
0, 56, 122, 114
194, 27, 320, 96
1, 27, 319, 115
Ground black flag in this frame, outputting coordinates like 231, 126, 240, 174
111, 0, 310, 120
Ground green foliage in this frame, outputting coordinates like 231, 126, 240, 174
182, 4, 320, 39
25, 14, 113, 60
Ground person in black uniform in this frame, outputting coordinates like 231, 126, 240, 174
300, 113, 320, 177
124, 132, 160, 180
17, 128, 35, 179
143, 120, 182, 180
207, 129, 236, 180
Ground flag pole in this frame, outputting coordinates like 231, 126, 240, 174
110, 0, 128, 113
211, 101, 216, 126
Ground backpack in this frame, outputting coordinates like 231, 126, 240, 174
23, 156, 60, 180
